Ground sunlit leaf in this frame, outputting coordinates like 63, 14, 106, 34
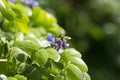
48, 24, 65, 35
45, 13, 57, 27
48, 67, 59, 75
0, 0, 6, 12
84, 72, 91, 80
30, 7, 41, 19
15, 32, 24, 41
15, 22, 29, 33
33, 10, 46, 27
3, 8, 16, 21
15, 74, 27, 80
8, 77, 17, 80
68, 57, 88, 72
17, 63, 26, 73
66, 63, 82, 80
62, 48, 82, 60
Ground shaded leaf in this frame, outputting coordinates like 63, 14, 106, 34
46, 48, 60, 62
33, 49, 48, 66
14, 40, 39, 55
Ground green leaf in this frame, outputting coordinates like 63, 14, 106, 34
17, 63, 26, 73
11, 4, 23, 19
68, 57, 88, 72
48, 24, 65, 35
66, 63, 82, 80
15, 22, 29, 33
0, 12, 2, 21
15, 32, 24, 41
0, 40, 4, 55
28, 68, 40, 80
0, 0, 6, 12
14, 74, 27, 80
62, 48, 82, 60
3, 42, 9, 55
14, 40, 39, 55
33, 10, 47, 26
33, 49, 48, 66
30, 7, 41, 19
0, 61, 9, 75
21, 5, 32, 16
52, 62, 64, 70
3, 8, 16, 21
11, 47, 30, 62
84, 72, 91, 80
45, 13, 57, 27
8, 77, 17, 80
54, 75, 64, 80
29, 27, 47, 37
46, 48, 60, 62
48, 67, 59, 75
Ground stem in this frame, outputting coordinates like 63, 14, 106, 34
0, 59, 7, 62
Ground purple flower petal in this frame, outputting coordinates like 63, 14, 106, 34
56, 41, 63, 47
47, 34, 55, 43
63, 43, 69, 48
31, 1, 39, 7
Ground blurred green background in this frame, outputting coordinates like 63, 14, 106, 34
37, 0, 120, 80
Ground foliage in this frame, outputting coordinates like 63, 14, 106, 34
37, 0, 120, 80
0, 0, 90, 80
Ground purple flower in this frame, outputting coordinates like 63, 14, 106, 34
8, 0, 14, 3
21, 0, 39, 7
47, 34, 55, 44
56, 41, 63, 47
82, 72, 86, 80
63, 43, 69, 48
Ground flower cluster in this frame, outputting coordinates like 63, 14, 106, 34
8, 0, 39, 7
47, 34, 70, 52
21, 0, 39, 7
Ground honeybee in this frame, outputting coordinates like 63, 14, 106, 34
57, 34, 71, 45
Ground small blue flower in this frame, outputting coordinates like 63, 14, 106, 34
21, 0, 39, 7
8, 0, 14, 3
82, 72, 86, 80
56, 41, 63, 47
47, 34, 55, 44
63, 43, 69, 48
